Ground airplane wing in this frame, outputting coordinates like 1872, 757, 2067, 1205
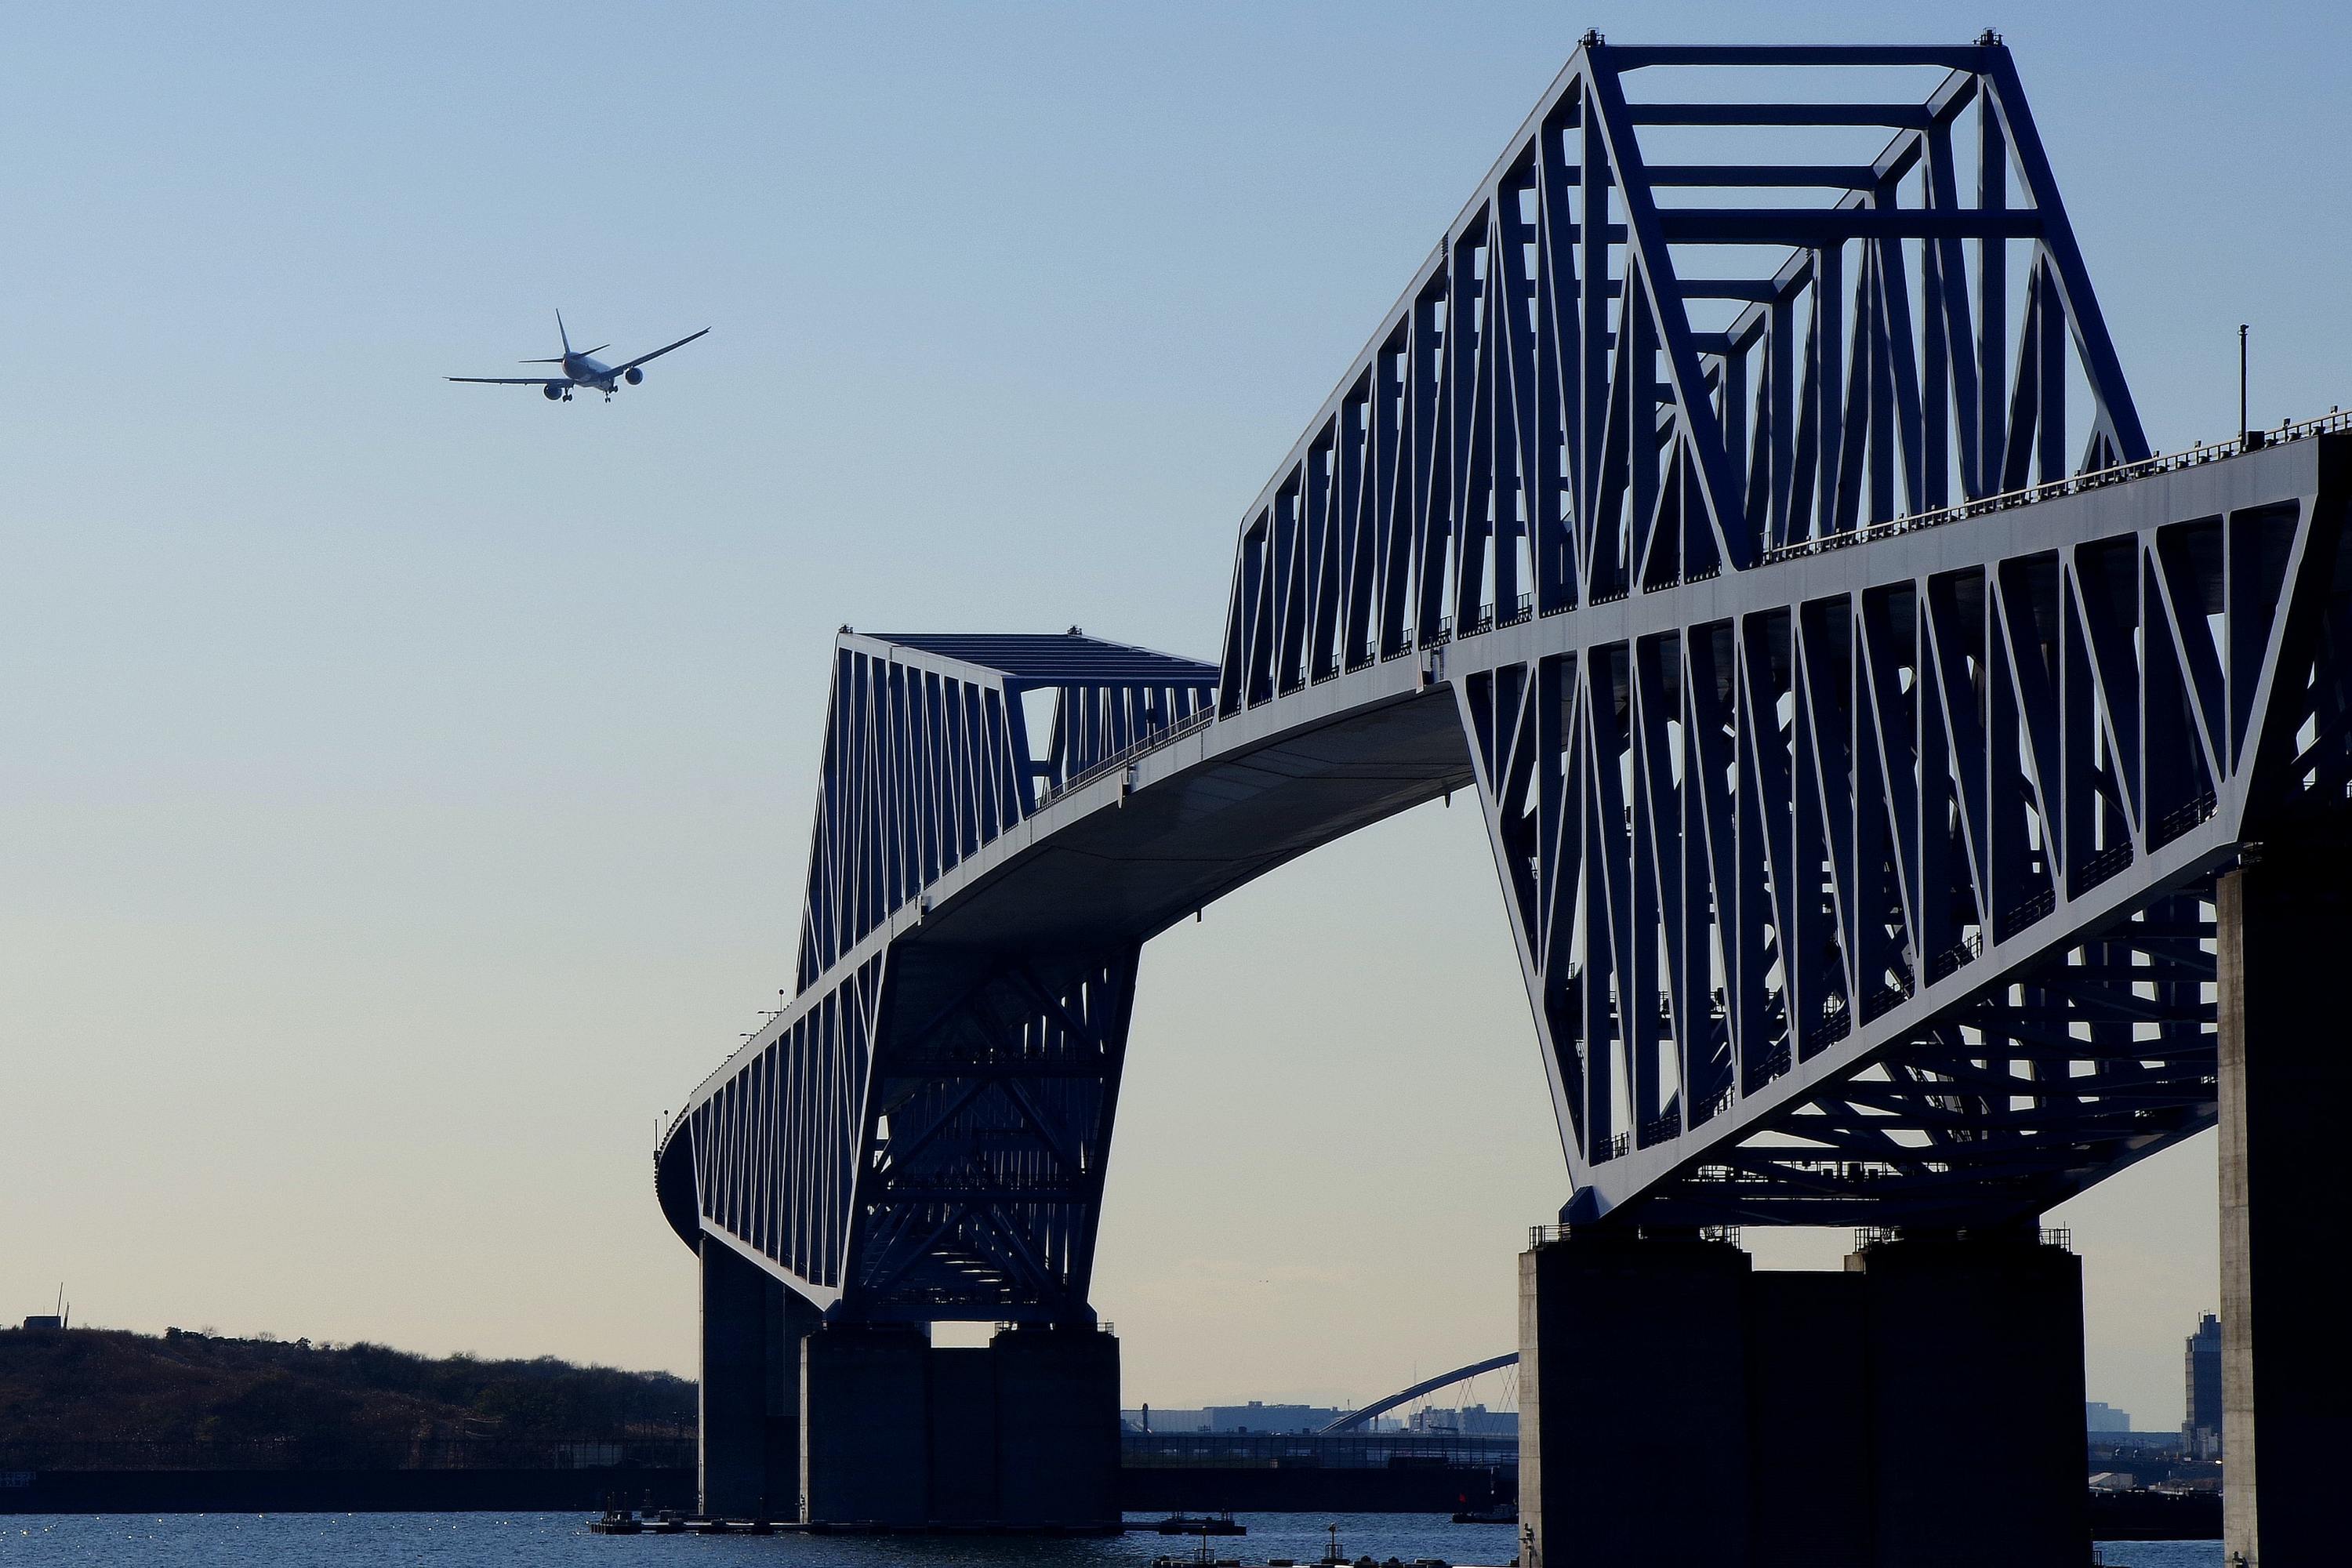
608, 328, 711, 375
447, 376, 563, 385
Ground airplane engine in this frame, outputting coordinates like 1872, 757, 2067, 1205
543, 383, 564, 401
624, 366, 644, 385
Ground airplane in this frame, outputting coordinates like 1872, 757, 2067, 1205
448, 311, 710, 401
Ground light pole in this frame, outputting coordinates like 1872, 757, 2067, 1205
2240, 323, 2251, 445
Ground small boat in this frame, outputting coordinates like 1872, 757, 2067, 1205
1451, 1503, 1517, 1524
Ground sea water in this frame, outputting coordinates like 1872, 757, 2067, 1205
0, 1513, 2227, 1566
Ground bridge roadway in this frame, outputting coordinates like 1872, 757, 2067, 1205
655, 38, 2348, 1565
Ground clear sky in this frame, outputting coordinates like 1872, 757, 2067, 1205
4, 2, 2344, 1432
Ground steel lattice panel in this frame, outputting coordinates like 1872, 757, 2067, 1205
1454, 474, 2347, 1223
664, 633, 1206, 1318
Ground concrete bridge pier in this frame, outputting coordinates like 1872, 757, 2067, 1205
797, 1321, 1120, 1527
697, 1238, 819, 1519
1519, 1227, 2085, 1568
2218, 853, 2352, 1566
801, 1325, 930, 1524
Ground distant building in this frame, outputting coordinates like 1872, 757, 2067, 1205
2183, 1312, 2223, 1459
19, 1316, 61, 1332
2085, 1401, 2132, 1432
1203, 1402, 1343, 1433
1121, 1401, 1350, 1434
1407, 1404, 1518, 1437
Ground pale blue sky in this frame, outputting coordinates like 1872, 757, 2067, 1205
3, 2, 2343, 1428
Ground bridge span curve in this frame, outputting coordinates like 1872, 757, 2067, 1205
656, 634, 1472, 1316
659, 38, 2352, 1338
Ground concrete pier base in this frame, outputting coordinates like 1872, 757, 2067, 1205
1520, 1232, 1751, 1567
1520, 1228, 2084, 1568
797, 1321, 1119, 1526
697, 1238, 818, 1519
801, 1327, 930, 1525
1857, 1233, 2087, 1568
1744, 1271, 1869, 1567
993, 1324, 1120, 1526
926, 1346, 998, 1524
2218, 857, 2352, 1566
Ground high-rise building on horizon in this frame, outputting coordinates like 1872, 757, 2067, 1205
2184, 1312, 2223, 1458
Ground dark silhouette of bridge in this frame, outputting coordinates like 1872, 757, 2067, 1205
657, 37, 2343, 1566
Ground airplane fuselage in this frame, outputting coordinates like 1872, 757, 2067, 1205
562, 353, 617, 394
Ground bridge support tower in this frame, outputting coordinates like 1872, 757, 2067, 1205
2219, 852, 2352, 1566
1520, 1229, 2085, 1568
698, 1238, 819, 1520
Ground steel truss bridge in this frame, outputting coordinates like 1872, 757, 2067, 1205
657, 41, 2352, 1326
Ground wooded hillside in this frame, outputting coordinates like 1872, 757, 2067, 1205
0, 1326, 694, 1446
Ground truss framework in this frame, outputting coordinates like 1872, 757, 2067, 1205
676, 634, 1203, 1316
800, 633, 1214, 988
1221, 41, 2146, 713
1209, 41, 2352, 1223
1453, 474, 2343, 1221
661, 42, 2352, 1323
843, 949, 1138, 1320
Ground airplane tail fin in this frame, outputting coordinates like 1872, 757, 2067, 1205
556, 309, 572, 357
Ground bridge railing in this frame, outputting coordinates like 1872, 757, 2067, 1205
1528, 1224, 1743, 1250
1850, 1226, 2074, 1253
1406, 410, 2352, 648
1043, 703, 1219, 804
1755, 409, 2352, 568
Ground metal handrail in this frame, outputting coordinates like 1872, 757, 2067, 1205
1527, 1221, 1743, 1249
1344, 411, 2352, 663
1852, 1225, 2073, 1254
1046, 704, 1218, 803
1759, 409, 2352, 568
